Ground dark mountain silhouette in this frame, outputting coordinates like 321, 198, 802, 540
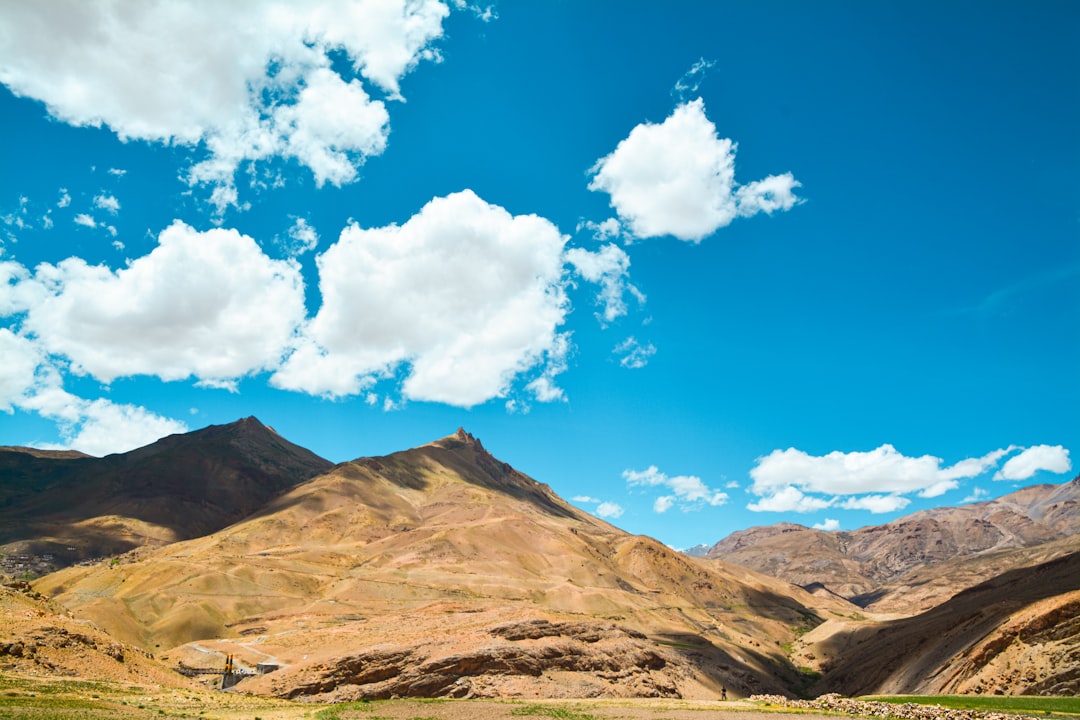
0, 417, 333, 563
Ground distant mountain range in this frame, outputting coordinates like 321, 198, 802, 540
701, 478, 1080, 612
2, 419, 1078, 698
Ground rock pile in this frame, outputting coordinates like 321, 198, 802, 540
749, 694, 1041, 720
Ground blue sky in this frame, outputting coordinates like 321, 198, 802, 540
1, 1, 1077, 549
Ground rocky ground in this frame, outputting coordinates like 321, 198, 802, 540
750, 694, 1047, 720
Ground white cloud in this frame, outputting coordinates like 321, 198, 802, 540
839, 494, 910, 513
962, 487, 990, 504
671, 57, 715, 102
565, 243, 643, 323
576, 218, 622, 243
16, 372, 187, 456
746, 444, 1051, 514
21, 220, 306, 385
57, 190, 71, 208
272, 190, 570, 407
813, 518, 841, 531
747, 485, 833, 513
286, 216, 320, 255
0, 1, 450, 211
588, 98, 801, 242
0, 328, 40, 412
595, 501, 624, 519
623, 465, 727, 512
572, 495, 600, 504
995, 445, 1072, 480
73, 213, 96, 228
614, 336, 656, 369
94, 193, 120, 214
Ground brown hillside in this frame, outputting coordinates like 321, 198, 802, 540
0, 581, 194, 689
797, 550, 1080, 696
0, 417, 333, 566
34, 429, 854, 701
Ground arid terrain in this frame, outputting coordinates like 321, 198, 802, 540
3, 418, 1079, 704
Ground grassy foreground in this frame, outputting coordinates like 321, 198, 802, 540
3, 674, 1078, 720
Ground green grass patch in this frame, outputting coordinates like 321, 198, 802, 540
314, 700, 376, 720
510, 704, 598, 720
868, 695, 1080, 718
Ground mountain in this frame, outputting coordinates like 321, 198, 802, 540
34, 429, 853, 700
0, 580, 194, 689
0, 417, 333, 566
703, 477, 1080, 610
795, 550, 1080, 696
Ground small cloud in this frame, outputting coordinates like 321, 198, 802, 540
614, 336, 656, 369
595, 501, 624, 519
565, 243, 643, 324
672, 57, 715, 102
285, 216, 319, 255
962, 487, 989, 504
57, 190, 71, 208
576, 218, 623, 243
94, 193, 120, 214
107, 168, 127, 177
813, 518, 841, 531
572, 495, 600, 504
623, 465, 727, 512
73, 213, 96, 228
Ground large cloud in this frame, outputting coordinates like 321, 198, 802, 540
588, 99, 801, 242
0, 1, 449, 209
272, 190, 571, 407
19, 221, 306, 386
747, 444, 1070, 514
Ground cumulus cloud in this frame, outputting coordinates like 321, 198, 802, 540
747, 444, 1066, 514
565, 243, 643, 323
813, 518, 841, 531
747, 485, 832, 513
93, 193, 120, 214
995, 445, 1072, 480
272, 190, 571, 407
0, 1, 450, 211
18, 220, 306, 385
0, 328, 40, 412
588, 99, 801, 242
595, 501, 624, 519
623, 465, 727, 512
73, 213, 96, 228
16, 368, 187, 456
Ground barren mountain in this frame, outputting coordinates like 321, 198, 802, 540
0, 580, 194, 689
0, 417, 333, 565
34, 429, 852, 700
704, 477, 1080, 609
793, 550, 1080, 696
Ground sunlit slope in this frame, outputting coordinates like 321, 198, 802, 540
37, 429, 851, 698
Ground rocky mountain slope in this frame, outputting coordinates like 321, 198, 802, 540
0, 417, 333, 565
0, 580, 194, 689
794, 550, 1080, 696
704, 477, 1080, 611
33, 429, 853, 700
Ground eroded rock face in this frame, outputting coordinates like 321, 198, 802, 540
274, 619, 678, 701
